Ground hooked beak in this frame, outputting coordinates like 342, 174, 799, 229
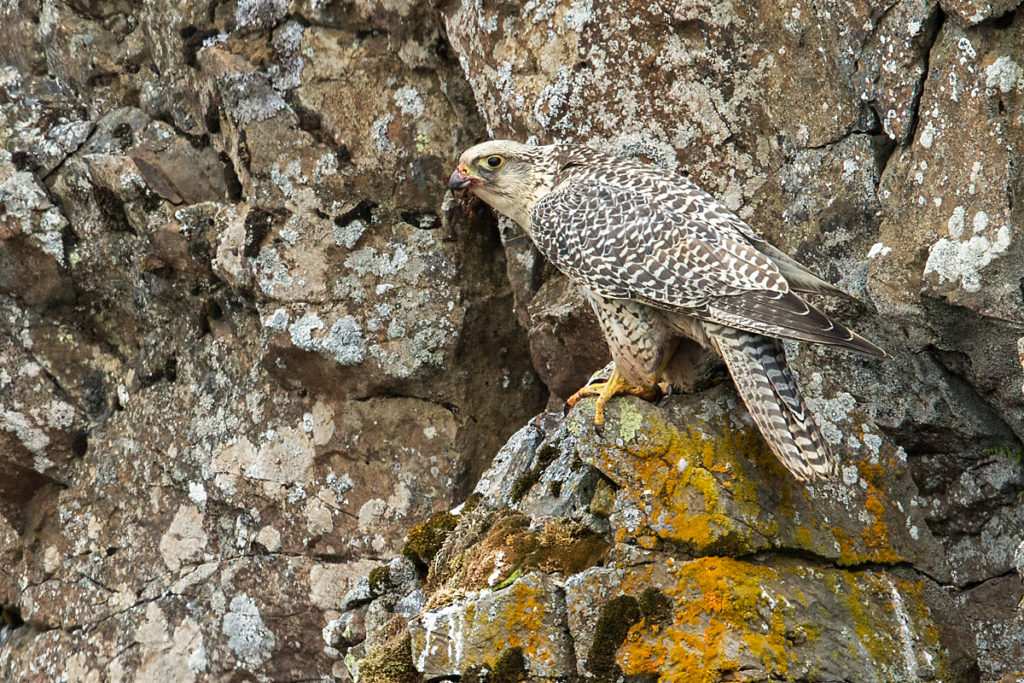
448, 166, 475, 191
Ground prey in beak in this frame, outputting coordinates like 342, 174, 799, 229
448, 166, 479, 194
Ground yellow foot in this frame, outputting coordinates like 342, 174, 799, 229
566, 370, 661, 426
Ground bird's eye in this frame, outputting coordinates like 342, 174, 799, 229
485, 155, 504, 168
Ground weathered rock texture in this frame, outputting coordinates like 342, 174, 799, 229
1, 0, 1023, 680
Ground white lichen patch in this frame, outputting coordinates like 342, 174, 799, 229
287, 311, 365, 365
371, 114, 395, 152
333, 218, 366, 249
218, 72, 288, 124
805, 392, 856, 446
234, 0, 288, 29
253, 247, 294, 296
393, 86, 425, 117
222, 594, 276, 669
1, 409, 50, 457
985, 55, 1024, 94
263, 308, 289, 331
924, 208, 1011, 292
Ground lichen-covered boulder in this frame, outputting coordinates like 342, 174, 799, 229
336, 388, 979, 680
2, 0, 1024, 679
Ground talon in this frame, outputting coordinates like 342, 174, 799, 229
628, 384, 663, 402
565, 368, 658, 427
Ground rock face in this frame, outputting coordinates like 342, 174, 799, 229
1, 0, 1022, 681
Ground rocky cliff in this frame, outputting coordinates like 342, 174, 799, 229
0, 0, 1022, 680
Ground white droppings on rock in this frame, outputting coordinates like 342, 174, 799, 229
867, 242, 891, 258
222, 594, 276, 669
918, 120, 938, 149
957, 36, 977, 61
487, 550, 506, 586
885, 576, 920, 679
188, 482, 207, 507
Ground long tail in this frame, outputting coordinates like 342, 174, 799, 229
707, 324, 836, 481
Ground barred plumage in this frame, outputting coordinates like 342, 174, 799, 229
450, 140, 884, 481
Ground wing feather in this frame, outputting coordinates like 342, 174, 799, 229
529, 163, 884, 357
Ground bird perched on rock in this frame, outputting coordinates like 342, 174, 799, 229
449, 141, 884, 482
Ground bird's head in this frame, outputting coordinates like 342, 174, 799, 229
449, 140, 556, 230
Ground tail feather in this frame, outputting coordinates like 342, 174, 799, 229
708, 324, 836, 481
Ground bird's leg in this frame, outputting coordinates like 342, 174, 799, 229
567, 368, 661, 426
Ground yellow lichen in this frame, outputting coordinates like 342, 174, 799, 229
617, 557, 794, 681
587, 409, 788, 555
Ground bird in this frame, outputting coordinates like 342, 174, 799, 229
448, 140, 885, 482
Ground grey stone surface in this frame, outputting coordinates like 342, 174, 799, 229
1, 0, 1023, 680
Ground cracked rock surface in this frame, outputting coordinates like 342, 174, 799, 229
2, 0, 1024, 680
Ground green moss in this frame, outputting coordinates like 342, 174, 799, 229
401, 511, 459, 568
494, 568, 524, 591
509, 467, 541, 503
358, 634, 418, 683
509, 444, 561, 504
368, 566, 393, 596
462, 646, 528, 682
586, 595, 641, 677
637, 587, 671, 624
526, 522, 608, 575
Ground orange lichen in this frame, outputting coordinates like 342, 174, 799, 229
617, 557, 794, 681
831, 491, 903, 566
589, 408, 792, 555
